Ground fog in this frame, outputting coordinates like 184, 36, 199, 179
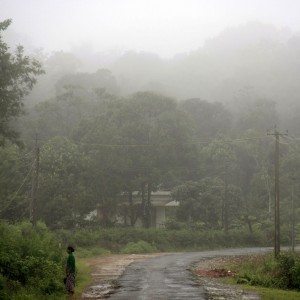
3, 2, 299, 128
2, 0, 300, 57
1, 0, 299, 135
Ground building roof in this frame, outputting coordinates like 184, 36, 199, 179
131, 191, 171, 196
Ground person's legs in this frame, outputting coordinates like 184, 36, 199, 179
66, 273, 75, 295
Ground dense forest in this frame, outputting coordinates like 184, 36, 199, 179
1, 20, 299, 233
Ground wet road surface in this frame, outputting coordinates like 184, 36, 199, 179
110, 248, 269, 300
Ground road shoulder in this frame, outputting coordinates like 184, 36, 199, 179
192, 256, 260, 299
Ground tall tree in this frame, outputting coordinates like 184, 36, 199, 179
0, 19, 43, 145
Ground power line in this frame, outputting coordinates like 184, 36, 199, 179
0, 161, 35, 213
28, 136, 268, 148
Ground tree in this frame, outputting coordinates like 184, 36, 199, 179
172, 178, 241, 230
235, 99, 279, 134
200, 137, 238, 231
55, 69, 119, 95
180, 98, 232, 139
0, 144, 30, 220
0, 19, 44, 145
117, 92, 197, 227
38, 137, 89, 228
74, 91, 198, 227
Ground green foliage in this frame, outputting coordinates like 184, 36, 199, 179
0, 144, 30, 220
172, 178, 241, 230
57, 227, 268, 253
0, 19, 43, 145
76, 246, 110, 258
180, 98, 232, 139
235, 252, 300, 290
38, 136, 91, 228
0, 221, 64, 298
121, 240, 157, 254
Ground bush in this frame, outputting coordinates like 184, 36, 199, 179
56, 227, 268, 253
235, 252, 300, 290
0, 221, 64, 298
121, 240, 157, 254
77, 246, 111, 258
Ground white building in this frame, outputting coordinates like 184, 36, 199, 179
125, 191, 179, 228
87, 191, 179, 228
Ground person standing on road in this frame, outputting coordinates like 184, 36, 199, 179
65, 245, 76, 296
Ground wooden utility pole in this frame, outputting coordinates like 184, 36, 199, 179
223, 164, 229, 233
267, 126, 287, 257
291, 177, 295, 252
30, 135, 40, 227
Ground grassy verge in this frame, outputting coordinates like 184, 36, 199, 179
220, 252, 300, 299
8, 259, 93, 300
76, 246, 111, 258
74, 258, 93, 299
223, 277, 300, 300
57, 227, 270, 254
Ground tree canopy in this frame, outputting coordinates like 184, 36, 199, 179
0, 19, 43, 145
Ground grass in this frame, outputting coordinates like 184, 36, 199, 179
9, 259, 93, 300
219, 252, 300, 300
58, 227, 269, 253
223, 277, 300, 299
76, 246, 111, 258
74, 258, 93, 299
120, 240, 157, 254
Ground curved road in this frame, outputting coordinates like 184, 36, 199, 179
110, 248, 269, 300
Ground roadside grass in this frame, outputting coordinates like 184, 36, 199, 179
223, 277, 300, 300
243, 284, 300, 300
220, 252, 300, 300
10, 259, 93, 300
74, 258, 93, 299
120, 240, 157, 254
57, 227, 269, 253
76, 246, 111, 258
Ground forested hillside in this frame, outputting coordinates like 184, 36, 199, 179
0, 19, 299, 233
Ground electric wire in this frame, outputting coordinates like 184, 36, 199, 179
29, 135, 269, 148
0, 160, 35, 213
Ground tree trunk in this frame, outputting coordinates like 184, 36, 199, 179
146, 182, 152, 228
128, 190, 136, 227
223, 171, 229, 233
141, 182, 147, 227
245, 215, 253, 234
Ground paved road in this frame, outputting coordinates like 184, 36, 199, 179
110, 248, 270, 300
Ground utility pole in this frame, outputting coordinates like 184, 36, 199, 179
223, 164, 229, 233
267, 126, 288, 258
291, 177, 295, 252
30, 134, 40, 227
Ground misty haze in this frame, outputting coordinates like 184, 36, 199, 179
0, 1, 300, 299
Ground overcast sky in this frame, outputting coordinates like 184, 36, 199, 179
1, 0, 300, 58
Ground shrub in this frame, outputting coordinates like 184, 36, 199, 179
77, 246, 111, 258
235, 252, 300, 290
56, 226, 268, 253
0, 221, 64, 298
121, 240, 157, 254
